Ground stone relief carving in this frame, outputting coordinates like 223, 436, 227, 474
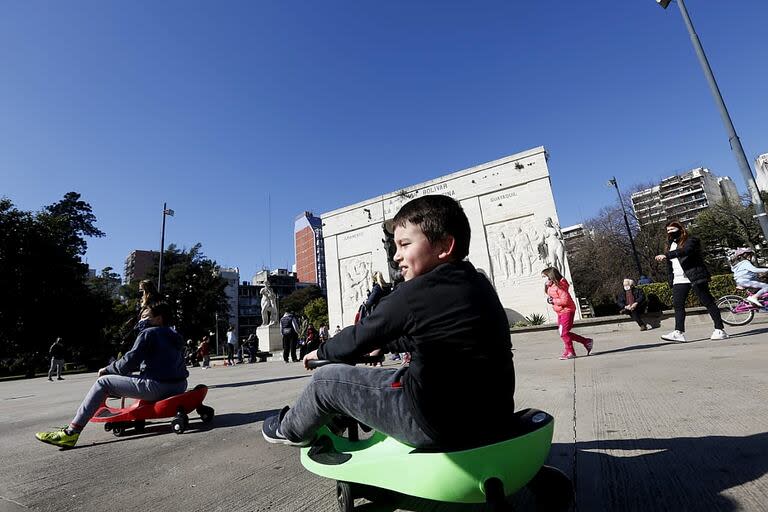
487, 216, 568, 285
540, 217, 566, 275
340, 254, 372, 310
260, 283, 278, 325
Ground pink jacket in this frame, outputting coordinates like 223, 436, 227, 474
545, 278, 576, 315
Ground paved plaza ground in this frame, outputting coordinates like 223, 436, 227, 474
1, 316, 767, 511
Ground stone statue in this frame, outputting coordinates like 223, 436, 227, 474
541, 217, 566, 274
260, 283, 278, 326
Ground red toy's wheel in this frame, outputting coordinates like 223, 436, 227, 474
112, 426, 124, 437
197, 405, 214, 424
134, 420, 146, 433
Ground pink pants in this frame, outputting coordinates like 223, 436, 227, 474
557, 311, 589, 347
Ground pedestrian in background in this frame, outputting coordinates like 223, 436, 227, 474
542, 267, 593, 360
197, 336, 211, 369
280, 311, 300, 363
616, 279, 652, 331
655, 221, 727, 342
226, 325, 237, 366
47, 337, 65, 381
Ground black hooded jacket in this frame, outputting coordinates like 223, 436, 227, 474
665, 236, 711, 287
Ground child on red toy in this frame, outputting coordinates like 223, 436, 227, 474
262, 195, 516, 451
35, 302, 188, 449
542, 266, 593, 360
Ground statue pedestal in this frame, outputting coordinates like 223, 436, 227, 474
257, 324, 283, 352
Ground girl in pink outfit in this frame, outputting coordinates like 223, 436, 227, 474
542, 267, 593, 360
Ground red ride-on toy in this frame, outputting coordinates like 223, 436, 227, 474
90, 384, 214, 437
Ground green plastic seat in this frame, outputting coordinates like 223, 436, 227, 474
300, 408, 554, 504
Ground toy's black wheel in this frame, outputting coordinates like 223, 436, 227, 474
112, 426, 124, 437
171, 416, 186, 434
527, 465, 573, 511
197, 405, 215, 424
483, 478, 510, 511
104, 423, 112, 432
134, 420, 145, 433
336, 481, 355, 512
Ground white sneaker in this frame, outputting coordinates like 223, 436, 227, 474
710, 329, 729, 340
645, 324, 654, 330
661, 330, 686, 342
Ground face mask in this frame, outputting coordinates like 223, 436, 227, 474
623, 286, 631, 291
667, 229, 681, 241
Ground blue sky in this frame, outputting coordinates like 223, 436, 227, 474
2, 1, 767, 281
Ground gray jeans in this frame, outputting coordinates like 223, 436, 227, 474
48, 358, 64, 379
71, 375, 187, 430
280, 364, 435, 448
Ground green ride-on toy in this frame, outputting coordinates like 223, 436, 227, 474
300, 361, 573, 511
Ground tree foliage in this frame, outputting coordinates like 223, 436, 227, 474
281, 286, 324, 317
303, 298, 329, 329
0, 193, 108, 375
142, 243, 229, 344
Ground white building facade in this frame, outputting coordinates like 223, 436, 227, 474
321, 146, 575, 328
631, 167, 741, 227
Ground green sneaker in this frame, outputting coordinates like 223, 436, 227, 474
35, 427, 79, 449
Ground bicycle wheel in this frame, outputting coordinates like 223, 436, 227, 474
717, 295, 754, 326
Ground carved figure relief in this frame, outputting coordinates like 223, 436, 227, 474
340, 254, 372, 310
260, 283, 278, 325
486, 216, 568, 285
540, 217, 566, 275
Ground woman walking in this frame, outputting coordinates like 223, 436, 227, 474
542, 267, 593, 360
654, 221, 727, 342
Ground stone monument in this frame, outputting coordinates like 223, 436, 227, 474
257, 283, 282, 351
320, 146, 578, 327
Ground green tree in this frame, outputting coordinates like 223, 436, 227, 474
280, 286, 323, 317
0, 193, 108, 376
303, 298, 329, 329
143, 243, 229, 344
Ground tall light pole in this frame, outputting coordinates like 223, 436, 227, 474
157, 203, 174, 293
656, 0, 768, 241
609, 177, 644, 277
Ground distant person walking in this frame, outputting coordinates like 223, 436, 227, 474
542, 267, 593, 360
226, 325, 238, 366
616, 279, 652, 331
318, 324, 329, 344
47, 338, 65, 381
655, 221, 727, 342
197, 336, 211, 369
280, 312, 300, 363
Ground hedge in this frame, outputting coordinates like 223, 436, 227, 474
638, 274, 739, 310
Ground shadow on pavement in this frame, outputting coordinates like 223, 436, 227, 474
728, 326, 768, 339
208, 375, 309, 389
589, 341, 677, 357
576, 432, 768, 511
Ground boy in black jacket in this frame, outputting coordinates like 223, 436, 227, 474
262, 195, 516, 450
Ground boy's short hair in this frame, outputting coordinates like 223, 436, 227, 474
392, 195, 471, 260
148, 302, 174, 326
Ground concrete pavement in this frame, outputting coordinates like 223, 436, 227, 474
1, 317, 766, 511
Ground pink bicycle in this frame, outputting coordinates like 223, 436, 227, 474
716, 287, 768, 326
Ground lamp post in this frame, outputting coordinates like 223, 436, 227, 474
608, 177, 644, 277
214, 312, 220, 356
157, 203, 174, 293
656, 0, 768, 241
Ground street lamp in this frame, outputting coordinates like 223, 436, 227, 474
656, 0, 768, 241
157, 202, 174, 293
608, 177, 644, 277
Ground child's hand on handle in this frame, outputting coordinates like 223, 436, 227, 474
303, 350, 319, 370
